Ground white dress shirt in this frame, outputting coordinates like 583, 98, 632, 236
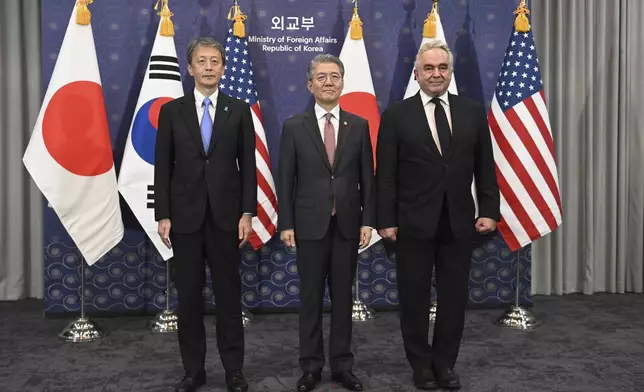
419, 89, 452, 155
194, 88, 218, 124
314, 103, 340, 144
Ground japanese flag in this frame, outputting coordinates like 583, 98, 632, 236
338, 22, 381, 252
22, 5, 123, 265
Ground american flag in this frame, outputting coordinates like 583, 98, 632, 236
487, 25, 562, 251
220, 27, 278, 250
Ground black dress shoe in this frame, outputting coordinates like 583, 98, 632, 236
412, 368, 438, 390
174, 371, 206, 392
331, 371, 364, 391
296, 371, 322, 391
226, 370, 249, 392
433, 366, 461, 390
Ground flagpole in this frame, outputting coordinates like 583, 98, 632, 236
58, 257, 105, 342
495, 246, 540, 329
352, 253, 376, 321
151, 257, 179, 333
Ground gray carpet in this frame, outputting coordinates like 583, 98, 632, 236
1, 294, 644, 392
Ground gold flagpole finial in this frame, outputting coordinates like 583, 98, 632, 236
513, 0, 531, 32
75, 0, 94, 25
154, 0, 175, 37
227, 0, 247, 38
423, 0, 439, 38
349, 0, 363, 40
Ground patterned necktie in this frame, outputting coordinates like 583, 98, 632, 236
324, 112, 336, 165
431, 97, 451, 155
201, 97, 213, 151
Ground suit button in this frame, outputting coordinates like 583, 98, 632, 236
206, 159, 210, 164
331, 175, 335, 180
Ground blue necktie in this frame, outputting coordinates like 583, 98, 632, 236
201, 97, 213, 151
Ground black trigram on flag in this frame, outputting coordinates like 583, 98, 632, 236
149, 55, 180, 81
147, 185, 155, 209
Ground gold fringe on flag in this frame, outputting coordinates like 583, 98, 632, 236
75, 0, 93, 25
513, 0, 531, 32
423, 0, 439, 38
227, 3, 247, 38
154, 0, 175, 37
349, 0, 363, 40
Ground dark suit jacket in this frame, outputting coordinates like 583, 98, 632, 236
277, 108, 375, 241
376, 92, 500, 239
154, 90, 257, 233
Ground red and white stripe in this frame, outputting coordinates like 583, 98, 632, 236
248, 103, 277, 250
488, 90, 562, 251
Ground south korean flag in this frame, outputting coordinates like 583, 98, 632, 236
117, 21, 183, 260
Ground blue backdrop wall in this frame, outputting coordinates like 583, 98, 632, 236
41, 0, 532, 315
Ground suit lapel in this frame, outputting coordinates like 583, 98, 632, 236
207, 91, 230, 156
333, 109, 350, 170
179, 92, 207, 157
445, 93, 460, 160
303, 109, 332, 172
411, 92, 443, 159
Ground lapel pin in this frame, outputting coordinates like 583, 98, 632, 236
343, 121, 347, 126
224, 106, 228, 112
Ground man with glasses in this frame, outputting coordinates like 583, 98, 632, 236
154, 37, 256, 392
277, 53, 375, 391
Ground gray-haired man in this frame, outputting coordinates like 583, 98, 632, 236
277, 54, 375, 391
376, 41, 500, 390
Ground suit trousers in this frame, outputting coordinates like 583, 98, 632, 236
296, 215, 359, 373
170, 202, 244, 375
396, 195, 474, 371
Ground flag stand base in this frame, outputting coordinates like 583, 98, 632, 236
242, 309, 254, 327
495, 305, 540, 330
151, 310, 178, 333
58, 317, 105, 342
429, 301, 437, 322
352, 299, 376, 321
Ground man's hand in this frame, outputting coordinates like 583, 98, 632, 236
238, 215, 252, 248
280, 229, 296, 248
359, 226, 373, 249
475, 217, 497, 234
157, 219, 172, 249
378, 227, 398, 242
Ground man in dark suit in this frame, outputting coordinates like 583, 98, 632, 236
154, 37, 256, 392
376, 41, 500, 390
277, 53, 375, 392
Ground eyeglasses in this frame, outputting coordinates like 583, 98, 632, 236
314, 73, 342, 84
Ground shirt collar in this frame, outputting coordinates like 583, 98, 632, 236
194, 88, 219, 107
314, 102, 341, 121
419, 89, 450, 107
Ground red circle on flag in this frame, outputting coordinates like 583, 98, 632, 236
339, 92, 381, 163
148, 97, 173, 129
42, 81, 113, 177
